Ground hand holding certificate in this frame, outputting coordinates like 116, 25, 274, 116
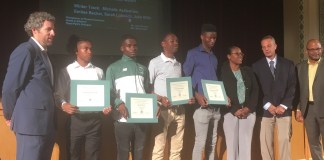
201, 80, 228, 105
125, 93, 158, 123
166, 77, 193, 105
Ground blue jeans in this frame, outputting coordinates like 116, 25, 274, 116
192, 106, 221, 160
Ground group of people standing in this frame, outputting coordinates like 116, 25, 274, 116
2, 11, 324, 160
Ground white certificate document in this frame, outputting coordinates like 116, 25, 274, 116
205, 83, 226, 101
170, 81, 190, 101
77, 84, 105, 106
130, 97, 154, 118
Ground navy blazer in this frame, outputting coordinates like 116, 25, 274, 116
252, 56, 296, 117
2, 38, 55, 135
296, 59, 324, 117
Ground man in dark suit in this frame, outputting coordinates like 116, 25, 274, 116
2, 11, 56, 160
295, 39, 324, 160
252, 35, 296, 160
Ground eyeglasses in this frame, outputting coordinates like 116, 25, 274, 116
307, 48, 322, 52
231, 52, 244, 56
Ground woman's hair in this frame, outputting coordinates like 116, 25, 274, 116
227, 46, 240, 55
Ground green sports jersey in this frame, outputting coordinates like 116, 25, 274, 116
106, 55, 150, 108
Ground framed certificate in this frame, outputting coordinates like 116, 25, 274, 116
125, 93, 158, 123
201, 80, 228, 105
166, 77, 193, 105
70, 80, 110, 111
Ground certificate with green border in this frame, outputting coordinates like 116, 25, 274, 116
166, 77, 193, 105
125, 93, 158, 123
70, 80, 110, 111
201, 80, 228, 105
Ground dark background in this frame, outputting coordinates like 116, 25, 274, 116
0, 0, 283, 96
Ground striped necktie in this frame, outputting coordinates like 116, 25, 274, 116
269, 60, 275, 78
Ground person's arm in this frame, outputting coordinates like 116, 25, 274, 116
54, 68, 69, 107
184, 52, 207, 107
244, 67, 259, 113
183, 52, 194, 77
54, 68, 78, 115
106, 66, 122, 108
277, 61, 297, 115
106, 65, 127, 118
148, 59, 169, 105
293, 65, 303, 122
148, 60, 171, 117
2, 47, 33, 121
194, 91, 208, 107
144, 66, 152, 94
241, 69, 259, 118
252, 62, 276, 115
97, 67, 113, 115
295, 105, 304, 122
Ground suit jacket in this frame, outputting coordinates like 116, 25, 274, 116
2, 38, 55, 135
252, 56, 296, 117
220, 61, 259, 115
296, 59, 324, 117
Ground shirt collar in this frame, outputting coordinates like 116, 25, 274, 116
266, 55, 277, 65
308, 58, 321, 65
160, 52, 176, 63
71, 61, 94, 68
198, 44, 213, 54
122, 55, 136, 61
31, 37, 46, 51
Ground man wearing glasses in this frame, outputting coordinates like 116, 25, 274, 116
295, 39, 324, 160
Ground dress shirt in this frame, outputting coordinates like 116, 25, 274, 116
263, 56, 287, 110
308, 58, 321, 101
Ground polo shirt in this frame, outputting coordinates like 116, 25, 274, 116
148, 52, 182, 97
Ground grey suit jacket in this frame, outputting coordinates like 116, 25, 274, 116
296, 59, 324, 117
2, 38, 55, 135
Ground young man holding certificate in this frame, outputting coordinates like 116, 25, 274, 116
106, 34, 151, 160
55, 37, 111, 160
148, 33, 195, 160
183, 24, 221, 160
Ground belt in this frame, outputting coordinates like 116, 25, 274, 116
170, 105, 182, 108
207, 105, 220, 112
169, 105, 183, 111
169, 105, 184, 115
74, 112, 101, 119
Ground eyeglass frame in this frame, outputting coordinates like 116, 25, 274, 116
306, 48, 322, 52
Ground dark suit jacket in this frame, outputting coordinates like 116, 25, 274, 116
2, 38, 55, 135
296, 59, 324, 117
252, 56, 296, 117
220, 61, 259, 115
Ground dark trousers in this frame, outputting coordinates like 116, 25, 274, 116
304, 102, 324, 160
114, 122, 147, 160
70, 113, 102, 160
